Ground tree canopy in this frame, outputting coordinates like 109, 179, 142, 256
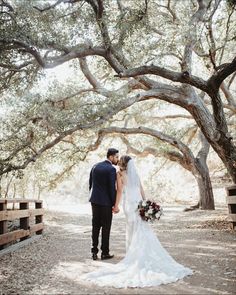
0, 0, 236, 194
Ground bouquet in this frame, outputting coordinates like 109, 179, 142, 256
137, 200, 163, 222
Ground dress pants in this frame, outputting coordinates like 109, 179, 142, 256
91, 203, 113, 255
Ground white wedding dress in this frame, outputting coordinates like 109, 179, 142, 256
81, 160, 193, 288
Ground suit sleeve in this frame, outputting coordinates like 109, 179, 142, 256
108, 167, 117, 205
89, 167, 93, 191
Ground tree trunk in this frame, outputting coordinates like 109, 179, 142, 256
213, 130, 236, 184
209, 88, 236, 183
187, 131, 215, 209
194, 170, 215, 210
186, 88, 236, 184
189, 106, 236, 184
193, 132, 215, 210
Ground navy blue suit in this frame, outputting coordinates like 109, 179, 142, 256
89, 160, 116, 206
89, 160, 117, 255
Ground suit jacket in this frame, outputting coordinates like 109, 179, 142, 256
89, 160, 117, 207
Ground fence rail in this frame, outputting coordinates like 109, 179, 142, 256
0, 199, 44, 250
226, 185, 236, 230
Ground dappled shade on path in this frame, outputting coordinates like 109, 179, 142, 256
0, 206, 235, 294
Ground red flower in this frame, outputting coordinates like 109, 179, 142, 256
140, 209, 145, 216
137, 200, 163, 222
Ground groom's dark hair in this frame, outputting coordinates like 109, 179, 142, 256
107, 148, 119, 158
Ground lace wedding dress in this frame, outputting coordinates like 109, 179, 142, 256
81, 160, 193, 288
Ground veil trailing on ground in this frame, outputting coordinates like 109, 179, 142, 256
80, 160, 193, 288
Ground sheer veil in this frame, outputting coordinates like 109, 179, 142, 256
126, 159, 140, 188
125, 159, 142, 204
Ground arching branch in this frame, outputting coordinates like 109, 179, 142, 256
98, 126, 194, 159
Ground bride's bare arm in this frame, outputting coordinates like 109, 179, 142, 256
140, 182, 146, 200
113, 172, 123, 212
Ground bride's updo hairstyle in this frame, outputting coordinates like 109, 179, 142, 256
119, 155, 132, 171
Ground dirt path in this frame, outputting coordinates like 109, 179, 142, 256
0, 206, 235, 294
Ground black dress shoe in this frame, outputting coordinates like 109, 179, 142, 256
92, 253, 98, 260
101, 254, 114, 260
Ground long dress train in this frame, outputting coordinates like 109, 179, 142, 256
81, 161, 193, 288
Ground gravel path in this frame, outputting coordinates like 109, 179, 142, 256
0, 205, 235, 294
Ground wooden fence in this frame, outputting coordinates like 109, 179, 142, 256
226, 185, 236, 230
0, 199, 44, 250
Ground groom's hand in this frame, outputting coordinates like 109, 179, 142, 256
112, 206, 120, 214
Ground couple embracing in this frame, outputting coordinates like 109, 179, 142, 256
84, 148, 193, 288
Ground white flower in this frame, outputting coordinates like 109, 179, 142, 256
155, 212, 161, 218
142, 201, 146, 206
145, 212, 149, 217
148, 209, 153, 214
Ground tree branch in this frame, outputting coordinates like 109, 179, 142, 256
208, 56, 236, 90
181, 0, 207, 73
0, 0, 14, 12
79, 57, 151, 97
0, 39, 108, 69
98, 126, 194, 158
220, 82, 236, 108
116, 65, 209, 92
33, 0, 81, 12
0, 92, 144, 175
120, 135, 191, 170
79, 57, 101, 89
151, 114, 193, 120
228, 71, 236, 89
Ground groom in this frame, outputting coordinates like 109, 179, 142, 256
89, 148, 119, 261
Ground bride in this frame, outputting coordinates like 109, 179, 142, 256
82, 155, 193, 288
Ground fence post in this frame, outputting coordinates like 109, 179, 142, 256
35, 201, 43, 235
0, 201, 7, 250
19, 202, 29, 241
226, 185, 236, 230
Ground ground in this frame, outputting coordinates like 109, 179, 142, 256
0, 205, 235, 294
